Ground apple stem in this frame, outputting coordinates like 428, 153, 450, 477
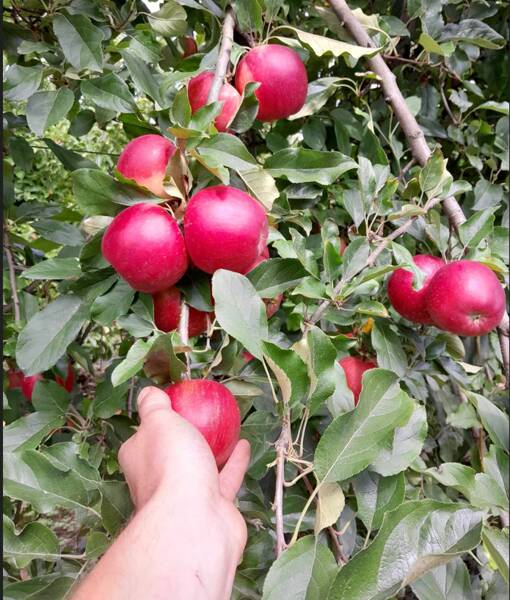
207, 6, 236, 104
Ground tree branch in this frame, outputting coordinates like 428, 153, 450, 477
273, 418, 290, 557
207, 6, 236, 103
4, 228, 21, 323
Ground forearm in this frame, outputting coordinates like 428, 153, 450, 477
72, 494, 238, 600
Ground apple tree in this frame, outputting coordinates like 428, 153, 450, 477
3, 0, 509, 598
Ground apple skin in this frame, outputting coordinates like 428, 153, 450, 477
182, 36, 198, 57
387, 254, 445, 324
188, 72, 241, 132
183, 185, 268, 275
102, 203, 188, 293
265, 294, 283, 318
235, 45, 308, 121
20, 373, 43, 401
153, 286, 211, 337
338, 356, 377, 405
245, 245, 269, 273
7, 370, 24, 390
116, 134, 176, 198
242, 351, 254, 363
164, 379, 241, 467
425, 260, 506, 336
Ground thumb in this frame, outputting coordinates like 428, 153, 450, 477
137, 386, 172, 423
219, 439, 251, 502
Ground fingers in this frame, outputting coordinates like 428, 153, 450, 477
219, 439, 251, 502
136, 386, 173, 423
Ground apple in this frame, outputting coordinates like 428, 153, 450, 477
164, 379, 240, 467
265, 294, 283, 318
7, 369, 24, 390
153, 286, 211, 337
55, 362, 74, 392
235, 44, 308, 121
425, 260, 506, 336
387, 254, 445, 324
338, 356, 377, 405
242, 351, 254, 363
183, 185, 268, 274
116, 134, 176, 198
245, 246, 269, 273
102, 203, 188, 293
181, 36, 198, 57
21, 373, 43, 401
188, 72, 241, 132
339, 237, 348, 256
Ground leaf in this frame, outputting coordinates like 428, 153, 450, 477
419, 149, 449, 196
91, 376, 130, 419
458, 208, 496, 249
91, 279, 135, 326
32, 381, 69, 416
148, 0, 187, 36
4, 412, 65, 456
53, 13, 104, 71
341, 238, 370, 282
26, 89, 75, 137
212, 270, 268, 360
356, 301, 389, 318
4, 65, 43, 101
8, 136, 35, 172
482, 527, 509, 585
111, 338, 155, 387
315, 482, 345, 535
239, 168, 280, 211
439, 19, 505, 49
262, 536, 337, 600
468, 392, 509, 452
371, 404, 428, 476
81, 73, 137, 113
411, 558, 475, 600
248, 258, 309, 297
44, 138, 98, 170
229, 81, 260, 134
266, 149, 357, 185
22, 257, 81, 280
72, 168, 155, 216
86, 531, 110, 559
122, 49, 165, 107
143, 333, 187, 386
3, 516, 59, 568
371, 320, 407, 377
289, 77, 343, 120
327, 501, 483, 600
32, 219, 85, 247
262, 341, 310, 408
314, 370, 414, 482
353, 471, 405, 531
16, 295, 89, 375
3, 575, 74, 599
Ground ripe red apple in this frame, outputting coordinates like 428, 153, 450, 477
235, 44, 308, 122
181, 36, 198, 57
338, 356, 377, 405
164, 379, 241, 467
265, 294, 283, 318
242, 351, 254, 363
116, 134, 176, 198
55, 362, 74, 392
188, 72, 241, 133
183, 185, 268, 274
102, 203, 188, 293
425, 260, 506, 336
153, 286, 211, 337
20, 373, 43, 401
387, 254, 445, 324
7, 369, 24, 390
245, 246, 269, 273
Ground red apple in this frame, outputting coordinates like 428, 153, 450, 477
183, 185, 268, 274
425, 260, 506, 336
235, 44, 308, 122
21, 373, 43, 401
164, 379, 241, 467
188, 72, 241, 133
338, 356, 377, 405
116, 134, 176, 198
339, 237, 348, 256
242, 351, 254, 363
102, 203, 188, 293
387, 254, 445, 324
182, 36, 198, 57
265, 294, 283, 318
55, 362, 74, 392
7, 370, 24, 389
153, 286, 211, 337
245, 246, 269, 273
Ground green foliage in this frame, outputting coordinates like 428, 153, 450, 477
3, 0, 509, 598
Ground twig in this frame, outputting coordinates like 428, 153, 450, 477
207, 6, 236, 103
273, 417, 291, 557
178, 302, 191, 379
439, 81, 459, 126
78, 321, 94, 345
4, 227, 21, 322
397, 158, 416, 180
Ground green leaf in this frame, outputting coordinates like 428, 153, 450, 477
353, 470, 405, 531
468, 392, 509, 452
44, 138, 98, 171
233, 0, 263, 34
32, 219, 85, 247
458, 208, 496, 249
143, 332, 187, 386
148, 0, 187, 36
101, 481, 133, 535
418, 148, 449, 196
4, 65, 43, 101
314, 370, 414, 482
16, 295, 89, 375
53, 13, 104, 72
371, 320, 407, 377
4, 412, 65, 455
3, 516, 59, 568
418, 33, 454, 56
212, 270, 268, 360
327, 501, 483, 600
32, 381, 69, 416
315, 482, 345, 535
26, 89, 75, 137
341, 238, 370, 282
411, 558, 475, 600
248, 258, 309, 297
81, 73, 137, 113
86, 531, 110, 559
22, 257, 81, 280
439, 19, 505, 49
266, 149, 357, 185
91, 279, 135, 326
371, 404, 428, 476
91, 375, 130, 419
122, 49, 166, 107
3, 576, 75, 599
482, 527, 509, 585
289, 77, 343, 120
262, 536, 337, 600
111, 338, 155, 387
8, 136, 35, 172
229, 81, 260, 134
356, 301, 389, 318
262, 341, 310, 408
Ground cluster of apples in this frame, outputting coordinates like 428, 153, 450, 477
7, 363, 74, 400
388, 256, 505, 336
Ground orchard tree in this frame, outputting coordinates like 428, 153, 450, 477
3, 0, 509, 598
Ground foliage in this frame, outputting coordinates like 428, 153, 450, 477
3, 0, 509, 599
